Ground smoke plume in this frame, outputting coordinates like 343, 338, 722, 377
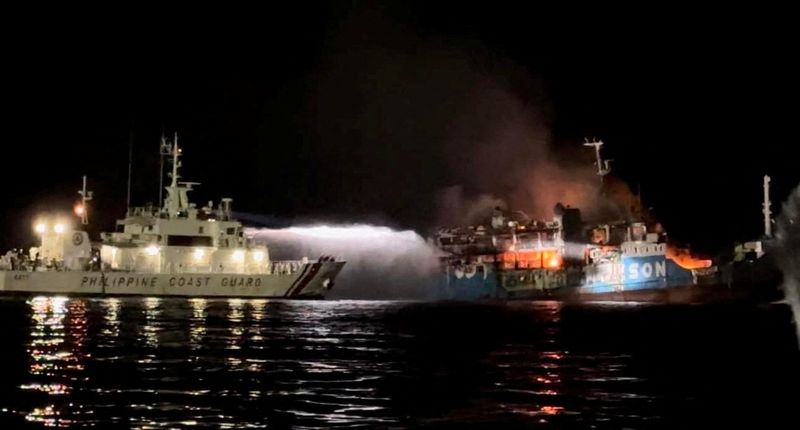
775, 182, 800, 343
435, 76, 634, 227
309, 4, 635, 232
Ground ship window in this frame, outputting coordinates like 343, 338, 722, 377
227, 228, 236, 234
199, 226, 204, 234
167, 235, 213, 246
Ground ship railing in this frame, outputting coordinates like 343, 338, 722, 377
127, 206, 161, 217
0, 258, 76, 272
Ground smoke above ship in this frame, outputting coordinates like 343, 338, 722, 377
776, 182, 800, 343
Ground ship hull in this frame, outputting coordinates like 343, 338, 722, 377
0, 261, 344, 299
442, 274, 779, 304
560, 282, 782, 304
566, 256, 782, 304
441, 264, 576, 300
439, 258, 780, 304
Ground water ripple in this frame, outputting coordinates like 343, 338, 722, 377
0, 297, 797, 428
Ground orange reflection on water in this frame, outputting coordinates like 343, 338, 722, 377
518, 346, 567, 419
505, 404, 565, 419
539, 405, 563, 415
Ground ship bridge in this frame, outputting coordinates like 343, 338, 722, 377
96, 135, 285, 275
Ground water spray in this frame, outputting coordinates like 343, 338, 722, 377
776, 182, 800, 344
246, 224, 445, 299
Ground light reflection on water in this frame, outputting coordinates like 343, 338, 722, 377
101, 297, 121, 341
142, 297, 162, 349
22, 296, 84, 427
189, 298, 207, 349
0, 297, 797, 428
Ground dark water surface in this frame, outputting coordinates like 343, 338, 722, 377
0, 297, 797, 429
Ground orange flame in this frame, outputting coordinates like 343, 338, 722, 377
498, 249, 563, 270
666, 245, 712, 270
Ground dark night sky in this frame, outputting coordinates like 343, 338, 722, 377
2, 4, 797, 255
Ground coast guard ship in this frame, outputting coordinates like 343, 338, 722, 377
0, 134, 345, 298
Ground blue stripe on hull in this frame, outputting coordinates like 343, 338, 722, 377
579, 256, 695, 294
443, 272, 499, 300
665, 259, 695, 286
439, 256, 698, 299
578, 278, 667, 294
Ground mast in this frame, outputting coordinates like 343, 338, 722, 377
159, 133, 169, 206
163, 132, 184, 218
77, 175, 93, 225
583, 138, 612, 185
763, 174, 773, 238
171, 132, 179, 189
126, 128, 134, 210
158, 133, 198, 219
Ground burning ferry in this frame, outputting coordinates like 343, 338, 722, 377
0, 134, 345, 298
435, 205, 581, 299
432, 139, 726, 302
433, 204, 714, 301
572, 221, 714, 300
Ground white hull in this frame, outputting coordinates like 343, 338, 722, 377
0, 261, 344, 298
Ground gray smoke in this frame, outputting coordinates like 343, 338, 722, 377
430, 56, 630, 226
246, 225, 444, 299
775, 182, 800, 343
309, 4, 629, 230
436, 186, 507, 227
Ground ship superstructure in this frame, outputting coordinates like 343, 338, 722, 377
100, 135, 271, 275
578, 221, 697, 294
434, 205, 583, 299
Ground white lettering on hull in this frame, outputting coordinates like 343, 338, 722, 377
626, 261, 666, 281
220, 277, 262, 287
81, 276, 159, 288
628, 263, 639, 280
170, 277, 212, 287
2, 261, 342, 297
656, 261, 666, 277
76, 275, 268, 289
